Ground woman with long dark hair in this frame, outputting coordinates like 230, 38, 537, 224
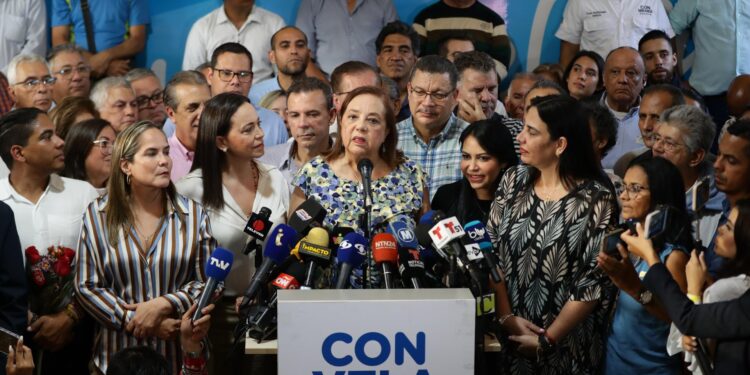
563, 50, 604, 101
487, 95, 617, 374
176, 92, 289, 374
431, 119, 517, 224
62, 119, 115, 193
598, 157, 692, 374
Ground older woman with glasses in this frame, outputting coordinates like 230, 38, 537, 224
652, 105, 725, 274
598, 157, 693, 374
61, 118, 115, 194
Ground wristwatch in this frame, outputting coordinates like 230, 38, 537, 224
636, 288, 653, 305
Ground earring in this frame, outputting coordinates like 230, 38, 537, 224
126, 174, 131, 185
220, 147, 227, 152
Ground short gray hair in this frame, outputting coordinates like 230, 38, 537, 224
163, 70, 208, 109
90, 77, 132, 109
660, 104, 716, 154
124, 68, 158, 84
47, 44, 86, 69
6, 54, 49, 85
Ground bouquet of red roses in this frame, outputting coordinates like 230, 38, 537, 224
25, 245, 75, 315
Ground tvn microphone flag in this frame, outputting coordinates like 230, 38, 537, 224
193, 247, 234, 321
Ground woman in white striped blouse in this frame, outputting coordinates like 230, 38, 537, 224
75, 121, 216, 374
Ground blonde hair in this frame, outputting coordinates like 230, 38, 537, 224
105, 121, 180, 245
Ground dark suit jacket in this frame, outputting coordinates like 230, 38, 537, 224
644, 263, 750, 374
0, 201, 27, 336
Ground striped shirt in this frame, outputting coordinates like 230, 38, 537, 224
397, 114, 468, 200
75, 193, 215, 373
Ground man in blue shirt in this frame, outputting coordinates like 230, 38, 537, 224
50, 0, 149, 77
163, 43, 288, 147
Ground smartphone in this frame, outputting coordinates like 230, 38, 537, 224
692, 177, 711, 213
0, 327, 20, 354
601, 228, 625, 260
644, 207, 670, 240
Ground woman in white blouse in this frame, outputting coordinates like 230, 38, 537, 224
176, 92, 289, 374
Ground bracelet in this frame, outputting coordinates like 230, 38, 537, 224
498, 313, 514, 326
63, 303, 80, 324
687, 293, 702, 304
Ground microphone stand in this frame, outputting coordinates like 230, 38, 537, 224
361, 196, 373, 289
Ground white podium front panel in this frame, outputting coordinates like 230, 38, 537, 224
277, 289, 475, 375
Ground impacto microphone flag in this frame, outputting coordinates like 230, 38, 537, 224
193, 247, 234, 321
239, 224, 297, 309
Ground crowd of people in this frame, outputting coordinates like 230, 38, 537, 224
0, 0, 749, 374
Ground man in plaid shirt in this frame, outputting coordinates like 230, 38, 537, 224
397, 55, 468, 200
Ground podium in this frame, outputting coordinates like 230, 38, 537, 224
261, 289, 476, 375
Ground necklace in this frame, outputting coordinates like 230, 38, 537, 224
538, 183, 565, 201
134, 222, 159, 249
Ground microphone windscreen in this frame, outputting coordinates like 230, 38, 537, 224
372, 233, 398, 263
288, 198, 326, 234
388, 219, 419, 249
336, 232, 368, 267
463, 220, 491, 247
306, 227, 330, 247
263, 224, 297, 264
419, 210, 436, 225
205, 247, 234, 280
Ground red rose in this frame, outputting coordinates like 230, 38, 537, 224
25, 246, 41, 264
53, 260, 72, 277
31, 269, 46, 286
62, 248, 75, 260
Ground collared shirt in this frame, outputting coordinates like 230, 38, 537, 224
176, 164, 289, 296
162, 103, 289, 147
601, 94, 642, 169
0, 174, 98, 262
397, 114, 468, 199
182, 4, 285, 83
248, 77, 281, 106
168, 134, 194, 182
669, 0, 750, 95
295, 0, 398, 75
75, 193, 214, 373
556, 0, 674, 64
1, 0, 46, 73
50, 0, 149, 53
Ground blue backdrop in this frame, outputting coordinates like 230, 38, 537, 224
143, 0, 569, 85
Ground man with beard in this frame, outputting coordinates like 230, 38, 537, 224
249, 26, 310, 104
376, 21, 419, 122
47, 44, 91, 105
638, 30, 679, 87
600, 47, 646, 169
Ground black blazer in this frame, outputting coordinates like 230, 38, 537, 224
0, 201, 27, 336
643, 263, 750, 374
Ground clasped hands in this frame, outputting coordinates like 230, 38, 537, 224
124, 297, 179, 340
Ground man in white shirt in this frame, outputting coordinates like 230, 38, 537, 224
0, 0, 47, 74
556, 0, 673, 69
182, 0, 285, 83
0, 107, 98, 363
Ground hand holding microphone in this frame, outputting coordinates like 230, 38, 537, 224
193, 247, 234, 321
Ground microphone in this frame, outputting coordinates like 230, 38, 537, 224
387, 219, 424, 288
330, 226, 355, 249
464, 220, 502, 283
372, 233, 398, 289
427, 211, 466, 259
239, 224, 297, 310
357, 159, 373, 205
243, 207, 273, 255
245, 261, 306, 340
288, 198, 326, 238
193, 247, 234, 321
333, 233, 368, 289
296, 227, 332, 289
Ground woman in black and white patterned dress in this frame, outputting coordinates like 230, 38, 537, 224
488, 95, 618, 374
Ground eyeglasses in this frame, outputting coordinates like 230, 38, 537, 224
410, 87, 452, 102
92, 139, 113, 154
652, 134, 683, 153
15, 76, 57, 88
621, 183, 649, 197
53, 65, 91, 77
135, 91, 164, 109
213, 68, 253, 83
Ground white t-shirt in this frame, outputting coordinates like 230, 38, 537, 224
556, 0, 674, 61
182, 4, 285, 83
0, 174, 98, 262
175, 162, 290, 296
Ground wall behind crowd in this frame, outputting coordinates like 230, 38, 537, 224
139, 0, 567, 86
